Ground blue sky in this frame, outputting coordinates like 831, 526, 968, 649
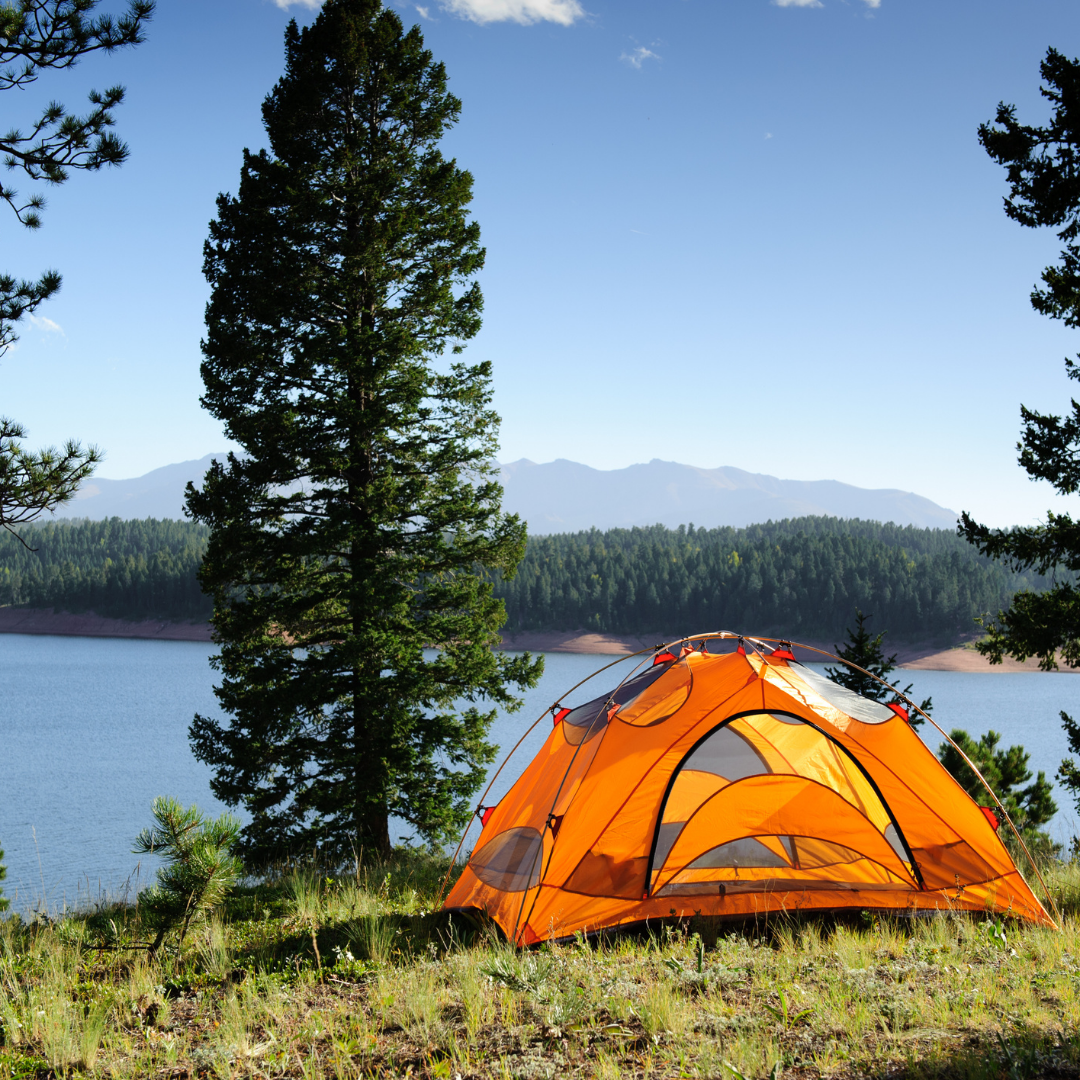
3, 0, 1078, 527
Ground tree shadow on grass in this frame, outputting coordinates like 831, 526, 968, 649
870, 1026, 1080, 1080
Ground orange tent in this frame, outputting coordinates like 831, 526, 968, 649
444, 636, 1055, 943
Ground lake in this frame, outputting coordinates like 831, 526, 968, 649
1, 634, 1078, 913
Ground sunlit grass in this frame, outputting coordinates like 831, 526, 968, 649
1, 856, 1080, 1078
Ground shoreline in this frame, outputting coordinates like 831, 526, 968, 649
0, 606, 213, 642
497, 630, 1075, 673
0, 608, 1071, 672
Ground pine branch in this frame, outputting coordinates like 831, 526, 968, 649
0, 417, 101, 537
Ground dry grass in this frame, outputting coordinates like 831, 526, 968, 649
2, 856, 1080, 1078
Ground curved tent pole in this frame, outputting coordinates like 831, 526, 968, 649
513, 646, 673, 944
758, 636, 1061, 929
436, 648, 658, 908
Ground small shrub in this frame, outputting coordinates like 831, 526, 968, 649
133, 796, 242, 958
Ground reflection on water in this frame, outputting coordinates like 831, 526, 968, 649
0, 635, 1077, 913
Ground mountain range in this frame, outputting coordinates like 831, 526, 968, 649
498, 459, 957, 532
57, 454, 958, 531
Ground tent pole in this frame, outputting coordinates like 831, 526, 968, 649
436, 648, 659, 909
769, 637, 1062, 929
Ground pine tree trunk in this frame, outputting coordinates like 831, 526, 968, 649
363, 809, 392, 862
353, 664, 391, 861
343, 108, 390, 862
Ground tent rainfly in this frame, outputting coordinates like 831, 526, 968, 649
443, 635, 1055, 943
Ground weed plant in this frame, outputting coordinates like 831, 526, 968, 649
2, 854, 1080, 1078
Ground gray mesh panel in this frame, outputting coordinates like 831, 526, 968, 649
684, 725, 771, 780
653, 821, 685, 869
789, 663, 895, 724
689, 837, 791, 870
471, 827, 544, 892
884, 823, 909, 865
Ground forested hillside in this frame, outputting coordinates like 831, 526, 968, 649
0, 519, 211, 621
495, 518, 1059, 642
0, 516, 1060, 640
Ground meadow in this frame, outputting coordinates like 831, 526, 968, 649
3, 852, 1080, 1080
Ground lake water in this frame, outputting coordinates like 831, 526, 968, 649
1, 634, 1078, 914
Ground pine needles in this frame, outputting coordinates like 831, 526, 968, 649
132, 796, 241, 958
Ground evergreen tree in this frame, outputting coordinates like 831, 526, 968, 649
959, 48, 1080, 670
0, 0, 153, 532
939, 730, 1058, 853
133, 797, 241, 959
187, 0, 541, 865
0, 845, 8, 913
1054, 711, 1080, 848
824, 609, 932, 728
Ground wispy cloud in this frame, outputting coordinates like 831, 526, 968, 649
271, 0, 588, 22
620, 45, 659, 69
27, 314, 64, 336
773, 0, 881, 7
442, 0, 584, 24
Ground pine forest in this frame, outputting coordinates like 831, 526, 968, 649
498, 518, 1059, 641
0, 515, 1058, 642
0, 518, 212, 621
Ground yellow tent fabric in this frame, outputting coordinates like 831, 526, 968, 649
444, 642, 1054, 943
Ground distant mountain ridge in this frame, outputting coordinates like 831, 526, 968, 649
59, 453, 228, 522
57, 453, 958, 531
498, 459, 958, 532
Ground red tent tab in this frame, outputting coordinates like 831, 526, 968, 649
552, 706, 570, 726
476, 805, 495, 827
980, 806, 1000, 831
771, 646, 795, 661
653, 651, 676, 665
886, 702, 910, 722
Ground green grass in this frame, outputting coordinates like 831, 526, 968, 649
3, 855, 1080, 1078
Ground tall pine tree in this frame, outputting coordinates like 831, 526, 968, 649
959, 48, 1080, 670
958, 50, 1080, 835
187, 0, 541, 865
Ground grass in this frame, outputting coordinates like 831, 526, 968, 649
3, 855, 1080, 1078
